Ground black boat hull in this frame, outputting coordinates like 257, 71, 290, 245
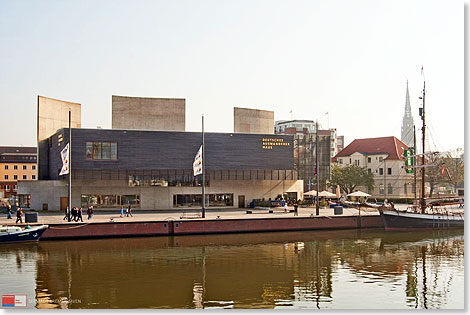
379, 210, 464, 231
0, 226, 48, 244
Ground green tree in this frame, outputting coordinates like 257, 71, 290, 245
329, 165, 374, 195
442, 148, 464, 191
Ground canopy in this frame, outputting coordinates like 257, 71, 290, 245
318, 190, 337, 198
347, 191, 371, 197
304, 190, 318, 196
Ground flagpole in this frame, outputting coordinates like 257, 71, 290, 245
201, 115, 205, 218
68, 110, 72, 222
315, 120, 319, 216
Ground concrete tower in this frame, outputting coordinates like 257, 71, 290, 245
400, 81, 414, 147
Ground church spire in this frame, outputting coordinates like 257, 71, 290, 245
401, 80, 414, 147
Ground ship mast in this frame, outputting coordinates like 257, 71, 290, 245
419, 79, 426, 214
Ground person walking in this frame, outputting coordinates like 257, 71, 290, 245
283, 202, 288, 213
87, 206, 93, 220
15, 207, 23, 224
71, 207, 78, 222
294, 202, 299, 216
77, 207, 83, 222
120, 207, 124, 218
128, 205, 133, 217
7, 205, 12, 219
63, 206, 70, 221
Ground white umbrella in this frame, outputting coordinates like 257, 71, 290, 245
318, 190, 337, 198
304, 190, 318, 196
347, 191, 371, 197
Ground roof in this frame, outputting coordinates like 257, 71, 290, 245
0, 146, 37, 154
0, 146, 37, 163
332, 136, 408, 162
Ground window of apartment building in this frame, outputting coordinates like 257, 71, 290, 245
4, 185, 9, 190
368, 157, 371, 163
23, 165, 27, 170
22, 175, 27, 180
86, 142, 118, 160
388, 184, 393, 194
13, 175, 18, 180
354, 160, 360, 166
379, 168, 383, 175
379, 184, 384, 194
4, 165, 8, 170
4, 175, 8, 180
349, 158, 352, 164
13, 185, 17, 191
404, 184, 408, 194
368, 168, 371, 174
32, 175, 36, 180
32, 165, 36, 170
388, 168, 392, 175
13, 165, 18, 170
339, 159, 343, 164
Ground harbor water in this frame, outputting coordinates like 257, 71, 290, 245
0, 228, 464, 309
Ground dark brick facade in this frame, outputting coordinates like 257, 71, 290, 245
41, 129, 294, 180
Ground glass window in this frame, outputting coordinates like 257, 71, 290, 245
19, 194, 31, 208
32, 175, 36, 180
379, 157, 383, 162
111, 143, 117, 160
368, 157, 371, 163
4, 175, 8, 180
22, 175, 27, 180
81, 194, 140, 208
92, 142, 101, 159
86, 142, 93, 159
404, 184, 408, 194
4, 165, 8, 170
13, 175, 18, 180
122, 195, 140, 207
14, 165, 18, 170
32, 165, 36, 170
101, 142, 111, 159
173, 193, 233, 207
379, 184, 384, 194
87, 142, 117, 160
388, 168, 392, 175
388, 184, 393, 194
379, 168, 383, 175
23, 165, 27, 170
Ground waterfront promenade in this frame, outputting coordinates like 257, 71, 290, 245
0, 205, 392, 240
0, 205, 381, 225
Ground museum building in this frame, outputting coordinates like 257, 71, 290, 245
18, 96, 303, 211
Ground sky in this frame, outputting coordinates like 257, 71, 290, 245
0, 0, 465, 152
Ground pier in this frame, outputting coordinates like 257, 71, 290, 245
1, 207, 384, 240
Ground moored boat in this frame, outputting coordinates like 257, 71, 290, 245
379, 208, 463, 231
0, 225, 48, 244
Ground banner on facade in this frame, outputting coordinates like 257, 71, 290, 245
193, 145, 203, 176
59, 143, 70, 176
404, 148, 414, 174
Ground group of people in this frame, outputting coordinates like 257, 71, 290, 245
283, 200, 300, 216
5, 205, 23, 223
63, 206, 94, 222
119, 205, 133, 217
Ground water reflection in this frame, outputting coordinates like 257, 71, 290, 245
0, 229, 463, 309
